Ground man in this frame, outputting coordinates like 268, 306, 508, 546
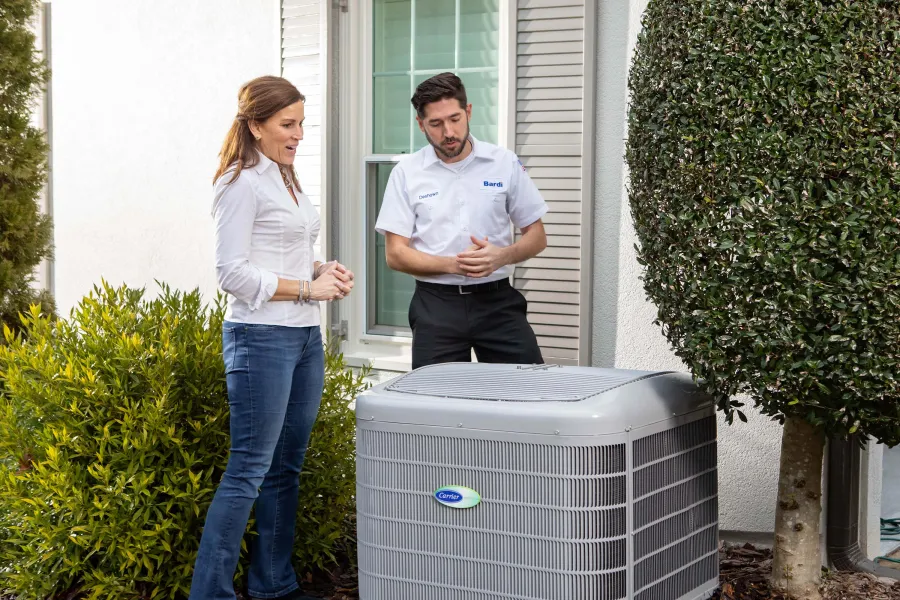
375, 72, 548, 369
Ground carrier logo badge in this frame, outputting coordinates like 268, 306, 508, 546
434, 486, 481, 509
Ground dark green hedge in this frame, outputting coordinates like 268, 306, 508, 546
627, 0, 900, 442
0, 0, 55, 333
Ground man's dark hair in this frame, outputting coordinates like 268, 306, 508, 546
411, 72, 468, 118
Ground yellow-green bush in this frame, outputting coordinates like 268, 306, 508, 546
0, 283, 368, 599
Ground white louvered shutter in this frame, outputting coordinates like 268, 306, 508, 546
282, 0, 325, 259
514, 0, 587, 365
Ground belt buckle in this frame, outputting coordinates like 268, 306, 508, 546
458, 285, 472, 295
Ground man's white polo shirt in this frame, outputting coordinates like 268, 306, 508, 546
374, 136, 548, 285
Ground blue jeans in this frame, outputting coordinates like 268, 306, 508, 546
189, 322, 324, 600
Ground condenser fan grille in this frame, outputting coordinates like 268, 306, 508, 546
357, 429, 630, 599
386, 364, 664, 402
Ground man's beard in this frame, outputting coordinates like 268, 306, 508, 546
426, 121, 470, 159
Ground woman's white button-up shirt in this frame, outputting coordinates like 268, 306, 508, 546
213, 152, 322, 327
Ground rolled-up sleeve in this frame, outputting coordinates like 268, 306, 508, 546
212, 175, 279, 310
508, 154, 548, 229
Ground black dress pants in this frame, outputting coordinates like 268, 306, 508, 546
408, 278, 544, 370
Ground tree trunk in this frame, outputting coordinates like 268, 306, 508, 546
771, 415, 826, 600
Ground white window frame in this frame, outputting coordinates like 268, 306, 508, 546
360, 154, 409, 340
337, 0, 515, 370
31, 2, 54, 295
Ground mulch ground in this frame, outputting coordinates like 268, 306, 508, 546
709, 543, 900, 600
7, 544, 899, 599
299, 543, 900, 600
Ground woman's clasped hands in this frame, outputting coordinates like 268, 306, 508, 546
311, 261, 354, 301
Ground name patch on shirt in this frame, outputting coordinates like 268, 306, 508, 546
418, 190, 440, 200
482, 180, 504, 191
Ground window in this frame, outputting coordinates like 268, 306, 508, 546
367, 159, 411, 333
366, 0, 500, 334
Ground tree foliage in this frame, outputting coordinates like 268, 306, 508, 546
0, 0, 54, 333
627, 0, 900, 444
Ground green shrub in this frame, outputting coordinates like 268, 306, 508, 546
0, 282, 368, 599
627, 1, 899, 595
293, 329, 367, 574
626, 0, 900, 441
0, 0, 56, 334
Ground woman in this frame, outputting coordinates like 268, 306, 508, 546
190, 76, 353, 600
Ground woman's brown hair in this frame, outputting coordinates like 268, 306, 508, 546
214, 75, 306, 186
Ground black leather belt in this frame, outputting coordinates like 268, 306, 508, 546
416, 278, 511, 295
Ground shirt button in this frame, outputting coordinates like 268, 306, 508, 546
462, 226, 468, 232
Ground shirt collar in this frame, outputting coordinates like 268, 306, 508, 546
422, 134, 485, 169
253, 150, 277, 175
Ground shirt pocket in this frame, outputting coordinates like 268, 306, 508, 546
474, 187, 510, 238
412, 190, 442, 224
414, 189, 456, 243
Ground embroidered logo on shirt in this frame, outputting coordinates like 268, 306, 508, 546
418, 191, 439, 200
482, 180, 504, 189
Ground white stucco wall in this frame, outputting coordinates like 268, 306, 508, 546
50, 0, 280, 315
592, 0, 790, 534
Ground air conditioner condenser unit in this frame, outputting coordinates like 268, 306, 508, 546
355, 363, 719, 600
